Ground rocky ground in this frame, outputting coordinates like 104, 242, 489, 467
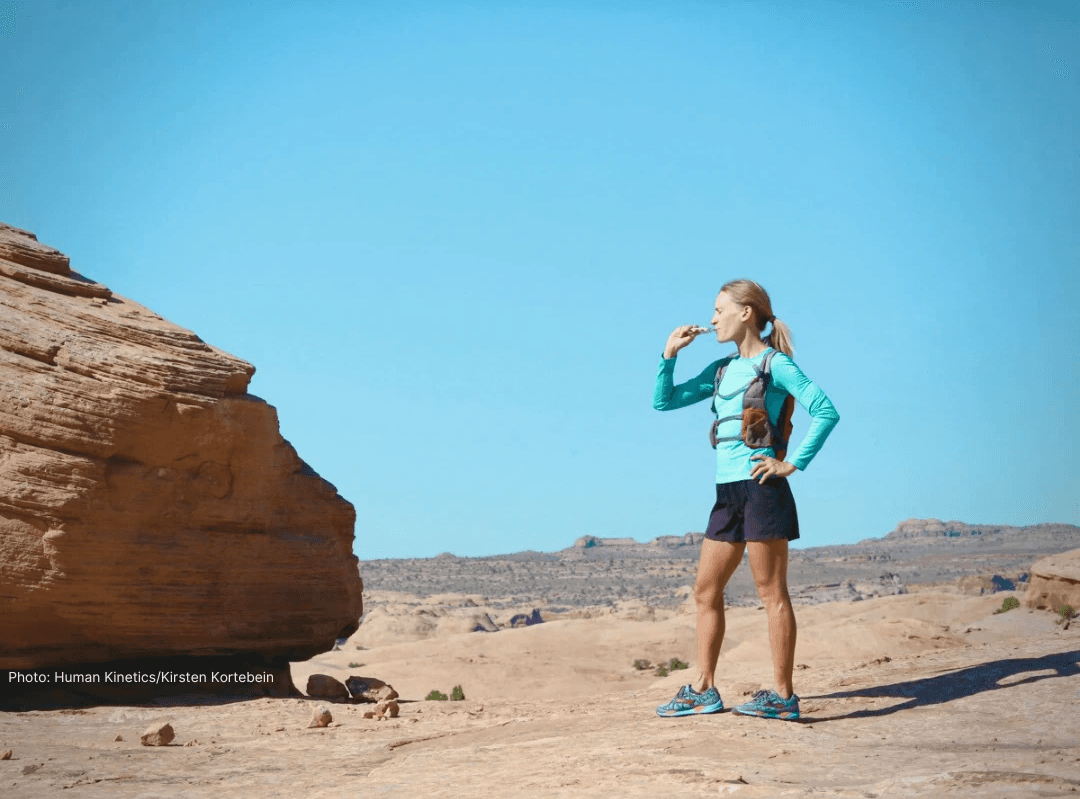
1, 594, 1078, 797
2, 519, 1079, 797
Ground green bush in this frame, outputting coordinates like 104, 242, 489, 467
348, 662, 362, 668
649, 657, 689, 676
425, 690, 448, 701
450, 684, 465, 701
1059, 605, 1075, 619
994, 597, 1020, 614
632, 659, 652, 671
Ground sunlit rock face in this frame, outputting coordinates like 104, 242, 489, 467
0, 221, 362, 675
1025, 549, 1080, 614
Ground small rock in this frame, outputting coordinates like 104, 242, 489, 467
509, 608, 544, 628
345, 675, 398, 703
183, 740, 199, 747
113, 735, 123, 742
469, 612, 500, 633
21, 764, 41, 775
306, 674, 350, 702
362, 711, 376, 719
308, 706, 333, 728
375, 699, 400, 719
1, 750, 11, 760
140, 722, 175, 747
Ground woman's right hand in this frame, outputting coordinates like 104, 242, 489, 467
664, 325, 705, 359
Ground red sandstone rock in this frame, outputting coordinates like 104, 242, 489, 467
306, 674, 350, 702
345, 675, 398, 703
1025, 549, 1080, 613
374, 698, 399, 719
140, 722, 175, 746
0, 222, 363, 670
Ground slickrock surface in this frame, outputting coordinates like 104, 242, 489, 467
1, 590, 1077, 797
1025, 549, 1080, 613
0, 222, 362, 681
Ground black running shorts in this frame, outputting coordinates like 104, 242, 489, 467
704, 478, 800, 543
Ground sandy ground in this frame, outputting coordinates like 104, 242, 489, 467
2, 590, 1079, 797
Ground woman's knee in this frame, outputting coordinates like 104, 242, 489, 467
754, 580, 792, 609
694, 579, 724, 609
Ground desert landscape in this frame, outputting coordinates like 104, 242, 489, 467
3, 524, 1080, 797
3, 222, 1080, 797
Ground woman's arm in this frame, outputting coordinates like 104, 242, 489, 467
653, 356, 724, 411
768, 354, 840, 470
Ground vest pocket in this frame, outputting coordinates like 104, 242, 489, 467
741, 407, 772, 449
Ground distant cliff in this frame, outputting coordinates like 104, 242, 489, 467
571, 520, 1078, 552
881, 518, 1070, 540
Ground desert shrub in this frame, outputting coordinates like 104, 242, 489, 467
668, 658, 689, 671
654, 664, 669, 677
1059, 605, 1075, 619
994, 597, 1020, 614
425, 690, 448, 701
348, 662, 362, 668
451, 684, 465, 701
632, 659, 652, 671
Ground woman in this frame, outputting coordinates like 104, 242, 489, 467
652, 279, 839, 721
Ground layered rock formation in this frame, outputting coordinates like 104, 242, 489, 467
882, 518, 1065, 540
1024, 549, 1080, 613
0, 222, 362, 681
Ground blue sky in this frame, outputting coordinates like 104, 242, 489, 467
2, 1, 1077, 559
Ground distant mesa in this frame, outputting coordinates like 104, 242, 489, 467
573, 533, 703, 550
0, 222, 363, 704
570, 520, 1069, 553
883, 518, 1039, 539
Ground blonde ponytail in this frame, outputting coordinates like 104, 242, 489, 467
766, 317, 794, 358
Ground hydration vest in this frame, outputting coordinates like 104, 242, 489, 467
708, 350, 795, 460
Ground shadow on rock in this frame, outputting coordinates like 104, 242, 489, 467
806, 649, 1080, 722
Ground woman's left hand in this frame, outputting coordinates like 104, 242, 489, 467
749, 455, 796, 484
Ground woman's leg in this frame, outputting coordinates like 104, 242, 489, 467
746, 539, 796, 698
693, 538, 746, 692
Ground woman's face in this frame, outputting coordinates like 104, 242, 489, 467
710, 291, 750, 342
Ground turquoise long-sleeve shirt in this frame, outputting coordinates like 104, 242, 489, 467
654, 348, 839, 484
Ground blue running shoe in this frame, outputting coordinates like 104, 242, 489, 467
655, 684, 724, 717
732, 689, 800, 720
